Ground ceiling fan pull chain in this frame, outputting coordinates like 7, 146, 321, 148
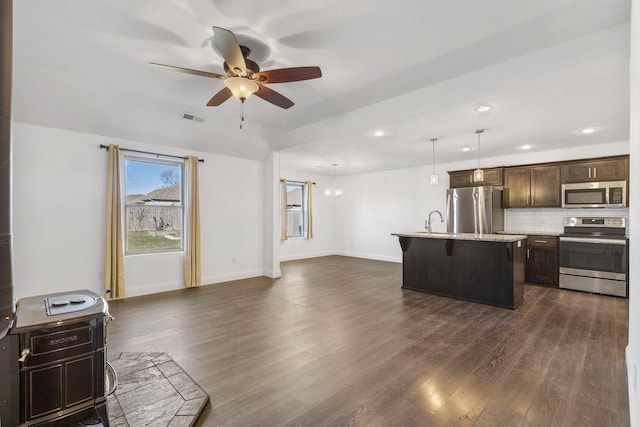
240, 99, 245, 129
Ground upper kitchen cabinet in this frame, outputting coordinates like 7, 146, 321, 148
561, 156, 629, 183
448, 167, 503, 188
504, 165, 561, 208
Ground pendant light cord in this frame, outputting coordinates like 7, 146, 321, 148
431, 138, 437, 174
475, 129, 484, 168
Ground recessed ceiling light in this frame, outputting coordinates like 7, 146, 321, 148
579, 127, 597, 134
521, 144, 532, 150
460, 147, 472, 152
474, 104, 494, 113
372, 129, 386, 137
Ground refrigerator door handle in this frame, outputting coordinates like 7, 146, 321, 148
445, 192, 452, 233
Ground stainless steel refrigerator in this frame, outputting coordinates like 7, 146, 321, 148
446, 186, 504, 234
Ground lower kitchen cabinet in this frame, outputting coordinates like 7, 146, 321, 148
525, 235, 558, 285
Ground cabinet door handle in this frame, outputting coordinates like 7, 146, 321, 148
594, 167, 597, 178
534, 240, 548, 243
589, 167, 591, 178
527, 249, 530, 259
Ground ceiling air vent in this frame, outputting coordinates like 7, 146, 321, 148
182, 113, 204, 123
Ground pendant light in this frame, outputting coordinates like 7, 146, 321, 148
324, 163, 343, 198
473, 129, 485, 182
429, 137, 439, 186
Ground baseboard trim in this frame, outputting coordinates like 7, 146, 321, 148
627, 345, 638, 427
280, 250, 334, 262
124, 269, 265, 298
334, 250, 402, 264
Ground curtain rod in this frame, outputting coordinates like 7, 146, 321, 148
281, 179, 316, 185
99, 144, 205, 163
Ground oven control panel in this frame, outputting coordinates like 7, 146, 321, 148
563, 217, 626, 228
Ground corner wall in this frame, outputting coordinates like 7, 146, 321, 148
627, 1, 639, 425
279, 169, 335, 261
12, 123, 265, 299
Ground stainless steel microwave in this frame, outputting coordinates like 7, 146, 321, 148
562, 180, 627, 208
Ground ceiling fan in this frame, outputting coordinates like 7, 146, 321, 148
150, 26, 322, 113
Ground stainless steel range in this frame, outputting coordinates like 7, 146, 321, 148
4, 290, 110, 427
559, 216, 628, 297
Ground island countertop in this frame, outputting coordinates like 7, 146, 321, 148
392, 232, 527, 243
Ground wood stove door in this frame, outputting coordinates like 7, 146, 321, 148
19, 318, 105, 424
24, 355, 96, 419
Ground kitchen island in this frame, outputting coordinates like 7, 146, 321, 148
392, 232, 527, 309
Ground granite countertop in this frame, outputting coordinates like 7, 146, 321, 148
497, 230, 562, 237
392, 232, 527, 242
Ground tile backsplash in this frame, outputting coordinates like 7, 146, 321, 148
504, 208, 630, 234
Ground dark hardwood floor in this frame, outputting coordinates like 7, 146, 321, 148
106, 256, 630, 426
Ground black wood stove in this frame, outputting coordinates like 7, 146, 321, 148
3, 290, 110, 427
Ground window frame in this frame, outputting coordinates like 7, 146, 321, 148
123, 154, 186, 255
285, 182, 307, 238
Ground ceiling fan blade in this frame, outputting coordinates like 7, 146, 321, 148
207, 87, 233, 106
254, 85, 295, 109
149, 62, 225, 79
213, 26, 247, 76
254, 66, 322, 84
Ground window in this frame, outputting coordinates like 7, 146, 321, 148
286, 183, 306, 238
124, 156, 185, 254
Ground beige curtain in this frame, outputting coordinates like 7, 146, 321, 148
184, 156, 201, 287
280, 179, 288, 241
306, 181, 313, 238
105, 144, 125, 299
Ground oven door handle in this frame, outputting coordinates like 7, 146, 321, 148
559, 237, 627, 245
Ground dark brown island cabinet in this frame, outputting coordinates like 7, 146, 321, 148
393, 233, 527, 309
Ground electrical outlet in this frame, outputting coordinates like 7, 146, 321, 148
231, 257, 236, 264
97, 270, 104, 281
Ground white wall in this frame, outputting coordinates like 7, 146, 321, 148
280, 169, 335, 261
627, 1, 639, 425
12, 122, 265, 299
263, 151, 281, 278
334, 141, 629, 263
334, 166, 449, 262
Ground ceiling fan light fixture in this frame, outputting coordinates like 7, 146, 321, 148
224, 77, 259, 101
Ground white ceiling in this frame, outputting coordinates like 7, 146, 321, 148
13, 0, 631, 175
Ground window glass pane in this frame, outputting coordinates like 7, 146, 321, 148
125, 158, 183, 253
287, 211, 303, 237
286, 185, 302, 209
286, 184, 305, 238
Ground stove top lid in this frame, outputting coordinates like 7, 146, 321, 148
13, 290, 107, 333
45, 293, 98, 316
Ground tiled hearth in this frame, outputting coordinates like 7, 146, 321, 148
107, 352, 208, 426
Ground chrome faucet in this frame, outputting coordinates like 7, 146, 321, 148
425, 210, 444, 233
